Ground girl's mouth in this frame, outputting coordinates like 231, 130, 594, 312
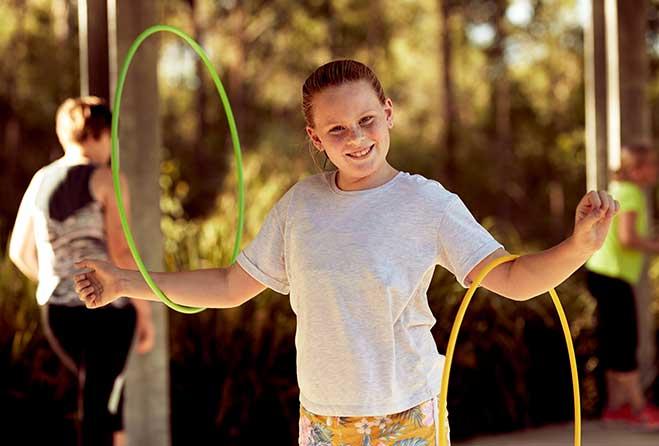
346, 144, 374, 160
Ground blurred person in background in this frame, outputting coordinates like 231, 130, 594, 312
586, 144, 659, 428
8, 96, 155, 446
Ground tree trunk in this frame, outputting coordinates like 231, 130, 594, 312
436, 0, 457, 190
366, 0, 387, 66
190, 0, 209, 168
488, 0, 512, 218
109, 1, 171, 445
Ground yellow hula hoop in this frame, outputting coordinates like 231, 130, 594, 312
438, 254, 581, 446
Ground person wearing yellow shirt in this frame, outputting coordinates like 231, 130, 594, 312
586, 144, 659, 428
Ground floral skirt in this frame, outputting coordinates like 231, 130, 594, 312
299, 395, 450, 446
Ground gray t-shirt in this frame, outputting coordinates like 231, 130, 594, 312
236, 169, 503, 416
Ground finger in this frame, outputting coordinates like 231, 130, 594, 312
138, 331, 155, 354
82, 273, 103, 292
80, 286, 97, 300
75, 280, 90, 293
597, 191, 610, 214
89, 281, 104, 294
85, 295, 98, 308
137, 337, 149, 353
141, 341, 154, 354
604, 194, 617, 217
587, 190, 602, 209
596, 191, 611, 216
581, 201, 606, 227
80, 290, 93, 305
577, 191, 593, 210
86, 275, 102, 290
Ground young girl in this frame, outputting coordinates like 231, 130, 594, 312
73, 60, 617, 445
585, 144, 659, 428
9, 97, 155, 446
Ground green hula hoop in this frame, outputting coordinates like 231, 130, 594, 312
111, 24, 244, 314
438, 254, 581, 446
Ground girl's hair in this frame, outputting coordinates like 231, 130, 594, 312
302, 59, 386, 172
612, 144, 655, 181
56, 96, 112, 146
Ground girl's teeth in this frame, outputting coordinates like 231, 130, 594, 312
349, 146, 372, 158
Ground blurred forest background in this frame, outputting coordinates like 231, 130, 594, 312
3, 0, 659, 444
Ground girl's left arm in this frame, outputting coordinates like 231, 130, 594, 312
466, 190, 619, 301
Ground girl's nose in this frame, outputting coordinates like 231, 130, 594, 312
348, 125, 366, 144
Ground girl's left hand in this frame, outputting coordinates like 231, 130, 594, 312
572, 190, 620, 254
134, 313, 155, 354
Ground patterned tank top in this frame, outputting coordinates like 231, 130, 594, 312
31, 159, 128, 307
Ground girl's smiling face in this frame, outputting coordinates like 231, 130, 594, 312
305, 80, 397, 191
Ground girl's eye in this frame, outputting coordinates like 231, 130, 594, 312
329, 117, 373, 134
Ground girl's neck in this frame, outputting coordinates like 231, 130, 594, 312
336, 164, 399, 191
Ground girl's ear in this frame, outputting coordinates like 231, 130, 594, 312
384, 98, 394, 128
305, 126, 324, 151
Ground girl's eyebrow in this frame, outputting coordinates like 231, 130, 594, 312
322, 110, 378, 130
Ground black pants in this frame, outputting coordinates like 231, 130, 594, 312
43, 303, 136, 446
586, 270, 638, 372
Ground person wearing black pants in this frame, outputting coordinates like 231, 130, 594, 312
44, 305, 137, 446
585, 144, 659, 428
9, 97, 154, 445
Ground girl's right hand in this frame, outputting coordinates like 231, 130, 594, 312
73, 259, 124, 308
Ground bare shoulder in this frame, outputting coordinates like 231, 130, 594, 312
90, 166, 128, 204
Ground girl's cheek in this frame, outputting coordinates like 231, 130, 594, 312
369, 124, 385, 140
330, 134, 345, 145
376, 119, 388, 133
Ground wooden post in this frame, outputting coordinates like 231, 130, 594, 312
584, 0, 608, 192
77, 0, 109, 100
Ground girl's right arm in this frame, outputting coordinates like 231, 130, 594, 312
77, 166, 267, 309
74, 260, 267, 309
618, 211, 659, 253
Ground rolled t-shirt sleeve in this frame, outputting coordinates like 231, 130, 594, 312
436, 195, 504, 288
236, 203, 290, 295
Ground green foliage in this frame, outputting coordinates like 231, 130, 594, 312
0, 243, 39, 364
